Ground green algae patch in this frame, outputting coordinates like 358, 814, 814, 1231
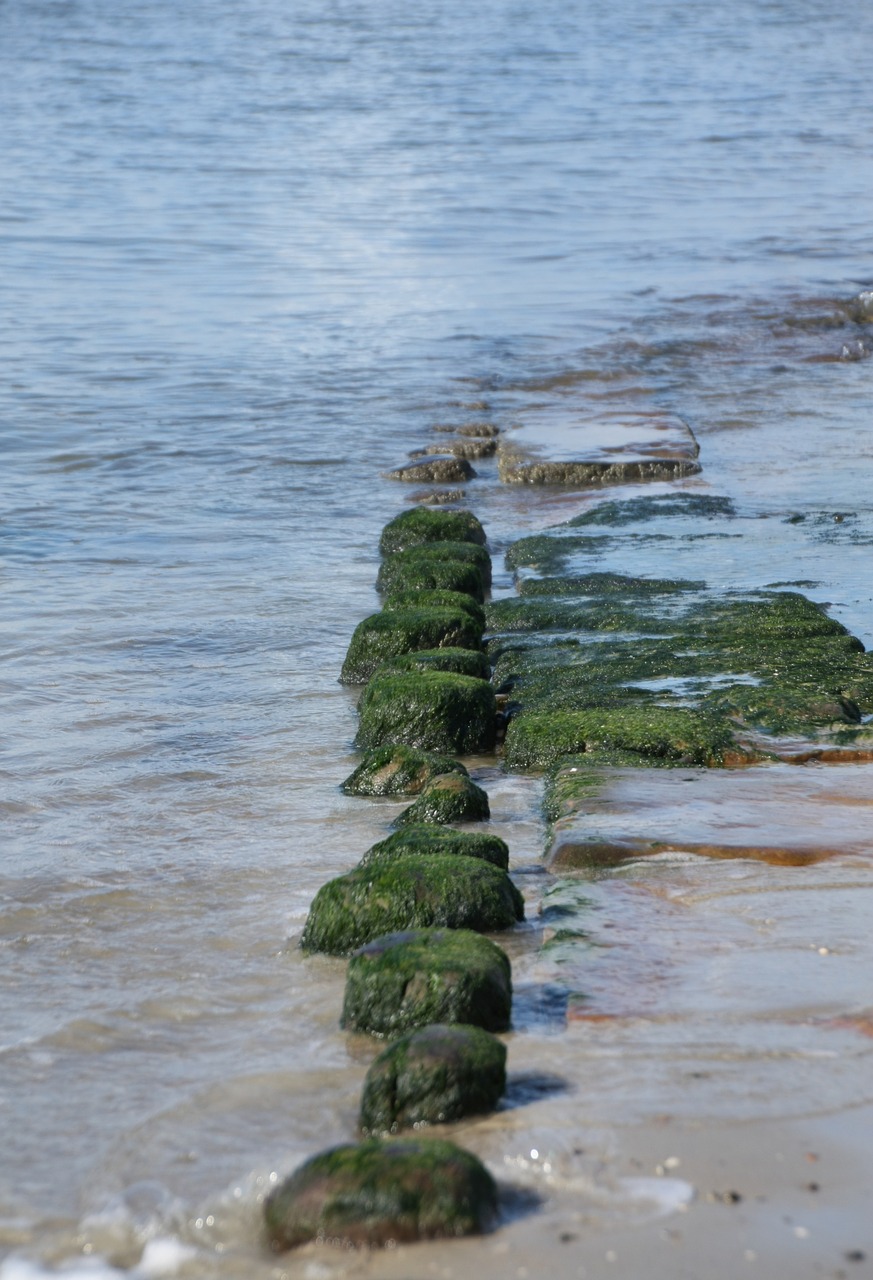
486, 596, 668, 636
362, 824, 509, 871
360, 1024, 507, 1136
300, 855, 523, 956
356, 671, 497, 755
394, 772, 490, 826
377, 542, 492, 600
381, 647, 490, 680
341, 609, 484, 684
264, 1136, 497, 1250
341, 928, 512, 1036
504, 706, 737, 770
383, 587, 486, 631
379, 507, 486, 555
517, 572, 703, 597
342, 746, 468, 797
504, 533, 606, 574
567, 493, 736, 527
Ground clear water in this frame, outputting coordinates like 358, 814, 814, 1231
2, 0, 873, 1273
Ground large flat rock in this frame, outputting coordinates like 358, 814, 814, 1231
498, 411, 701, 486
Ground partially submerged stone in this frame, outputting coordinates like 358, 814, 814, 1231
264, 1137, 497, 1250
356, 670, 497, 755
382, 647, 491, 680
433, 422, 500, 438
384, 588, 486, 632
497, 412, 701, 486
360, 1024, 507, 1135
341, 928, 513, 1035
379, 507, 487, 556
342, 746, 468, 797
341, 608, 483, 684
377, 541, 492, 599
411, 439, 497, 461
504, 706, 738, 770
361, 824, 509, 871
386, 458, 475, 484
394, 772, 490, 826
300, 854, 523, 955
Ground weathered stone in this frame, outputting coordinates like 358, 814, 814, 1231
384, 588, 486, 632
341, 608, 483, 685
497, 412, 701, 486
394, 772, 490, 826
360, 1024, 507, 1135
377, 541, 492, 598
408, 487, 467, 505
503, 706, 737, 770
342, 746, 468, 797
386, 458, 475, 484
379, 507, 487, 556
382, 647, 490, 680
356, 670, 497, 755
433, 422, 500, 438
300, 855, 523, 956
264, 1137, 497, 1250
341, 928, 512, 1036
411, 439, 496, 461
361, 824, 509, 871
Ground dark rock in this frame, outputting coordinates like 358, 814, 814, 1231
356, 670, 497, 755
386, 458, 475, 484
408, 488, 467, 505
360, 1024, 507, 1135
394, 772, 490, 826
341, 928, 513, 1035
341, 746, 468, 797
362, 824, 509, 871
264, 1136, 497, 1250
379, 507, 486, 555
411, 439, 497, 461
300, 855, 523, 956
341, 608, 483, 684
433, 422, 500, 438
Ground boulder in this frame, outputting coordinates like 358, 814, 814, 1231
356, 670, 497, 755
361, 824, 509, 871
394, 772, 490, 826
386, 458, 475, 484
341, 745, 468, 797
379, 507, 486, 555
340, 608, 481, 685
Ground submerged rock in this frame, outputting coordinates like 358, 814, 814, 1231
394, 772, 490, 826
408, 487, 467, 505
379, 506, 486, 555
341, 745, 468, 797
361, 824, 509, 871
377, 541, 492, 599
341, 608, 483, 684
386, 458, 475, 484
264, 1136, 497, 1250
360, 1024, 507, 1135
356, 670, 497, 755
300, 854, 523, 955
341, 928, 513, 1035
411, 439, 497, 460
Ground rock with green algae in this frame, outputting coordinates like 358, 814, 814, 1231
386, 457, 475, 484
356, 670, 497, 755
377, 541, 492, 600
394, 772, 490, 826
359, 1024, 507, 1135
300, 854, 523, 956
379, 507, 486, 555
383, 587, 486, 631
340, 608, 481, 685
342, 745, 468, 797
381, 647, 490, 680
263, 1137, 497, 1250
361, 824, 509, 871
341, 928, 512, 1036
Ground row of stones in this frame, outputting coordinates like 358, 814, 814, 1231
265, 506, 520, 1253
383, 420, 500, 486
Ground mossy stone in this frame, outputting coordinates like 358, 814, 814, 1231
341, 608, 482, 685
341, 928, 513, 1036
264, 1136, 497, 1250
383, 588, 486, 631
503, 706, 737, 769
362, 824, 509, 871
381, 647, 490, 680
300, 855, 523, 956
377, 542, 492, 600
360, 1024, 507, 1135
379, 507, 486, 555
386, 458, 475, 484
394, 773, 490, 826
356, 671, 497, 755
342, 746, 468, 797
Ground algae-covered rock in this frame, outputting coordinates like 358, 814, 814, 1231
503, 705, 737, 769
264, 1136, 497, 1250
382, 647, 491, 680
378, 541, 492, 599
341, 928, 512, 1035
342, 745, 468, 797
386, 458, 475, 484
379, 507, 486, 555
411, 439, 497, 461
341, 608, 482, 685
360, 1024, 507, 1135
362, 824, 509, 871
300, 854, 523, 955
383, 588, 486, 632
394, 772, 490, 826
356, 671, 497, 755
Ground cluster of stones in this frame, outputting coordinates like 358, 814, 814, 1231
265, 506, 521, 1253
382, 419, 500, 490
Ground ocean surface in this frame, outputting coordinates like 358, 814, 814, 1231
2, 0, 873, 1274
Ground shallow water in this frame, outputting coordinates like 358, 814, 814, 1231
2, 0, 873, 1274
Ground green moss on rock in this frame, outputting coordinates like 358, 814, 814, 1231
300, 854, 523, 955
377, 542, 492, 601
360, 1024, 507, 1135
341, 928, 512, 1036
380, 507, 486, 555
517, 572, 703, 597
362, 824, 509, 871
394, 772, 490, 826
264, 1136, 497, 1250
504, 705, 737, 769
382, 647, 490, 680
341, 609, 484, 684
356, 671, 497, 755
383, 588, 486, 631
342, 746, 468, 797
